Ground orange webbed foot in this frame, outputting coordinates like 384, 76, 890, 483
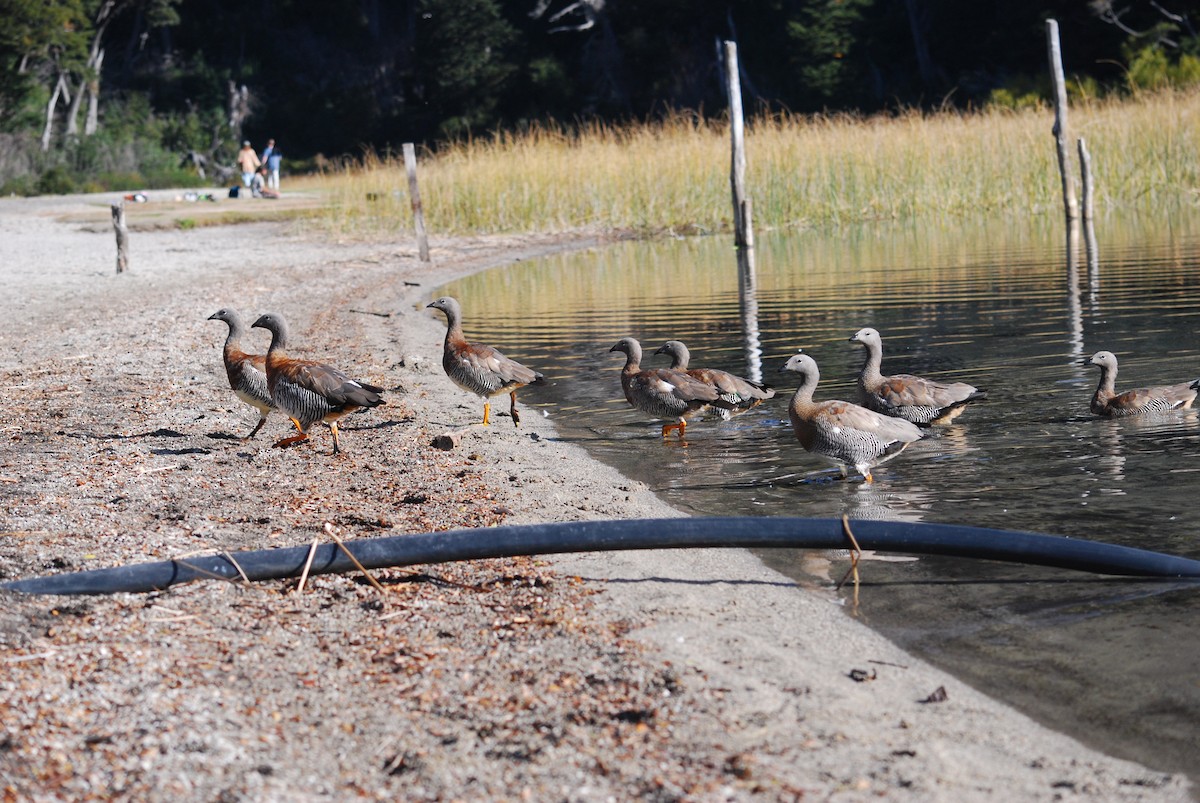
273, 433, 310, 449
661, 422, 686, 438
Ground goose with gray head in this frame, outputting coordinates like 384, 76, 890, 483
654, 340, 774, 418
208, 308, 275, 438
427, 296, 544, 427
1087, 350, 1197, 417
780, 351, 924, 483
610, 337, 726, 438
849, 327, 986, 426
250, 313, 386, 454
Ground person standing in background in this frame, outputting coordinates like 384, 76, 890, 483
263, 138, 282, 190
237, 141, 260, 187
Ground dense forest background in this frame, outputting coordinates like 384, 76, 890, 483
1, 0, 1197, 193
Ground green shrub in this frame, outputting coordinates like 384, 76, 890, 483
36, 166, 76, 195
0, 175, 36, 196
1126, 46, 1200, 91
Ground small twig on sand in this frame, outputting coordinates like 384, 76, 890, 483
222, 551, 251, 585
295, 536, 320, 594
348, 309, 392, 318
325, 522, 386, 593
4, 651, 58, 664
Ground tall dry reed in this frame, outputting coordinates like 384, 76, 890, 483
298, 89, 1200, 238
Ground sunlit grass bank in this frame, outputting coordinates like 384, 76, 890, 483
296, 89, 1200, 238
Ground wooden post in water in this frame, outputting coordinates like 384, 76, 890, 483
723, 40, 752, 249
737, 200, 763, 383
403, 142, 430, 262
1077, 137, 1094, 223
1078, 137, 1098, 273
111, 201, 128, 273
1046, 19, 1078, 222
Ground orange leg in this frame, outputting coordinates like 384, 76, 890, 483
481, 401, 491, 426
661, 420, 686, 438
273, 418, 310, 449
329, 421, 341, 454
509, 391, 521, 426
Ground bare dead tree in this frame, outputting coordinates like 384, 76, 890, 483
84, 47, 105, 136
41, 66, 71, 152
1090, 0, 1195, 48
227, 80, 252, 132
529, 0, 604, 34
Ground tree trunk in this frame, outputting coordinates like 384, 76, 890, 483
228, 80, 251, 132
65, 75, 84, 138
904, 0, 940, 92
41, 73, 70, 152
85, 47, 105, 136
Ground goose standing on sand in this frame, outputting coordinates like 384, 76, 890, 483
654, 340, 775, 418
250, 313, 385, 454
207, 308, 275, 438
1087, 351, 1198, 417
849, 327, 986, 426
780, 351, 924, 483
611, 337, 727, 438
426, 296, 544, 426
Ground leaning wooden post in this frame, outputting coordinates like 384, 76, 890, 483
723, 40, 752, 249
1046, 19, 1078, 222
402, 142, 430, 262
111, 201, 129, 273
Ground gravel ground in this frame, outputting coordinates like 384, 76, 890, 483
0, 192, 1191, 801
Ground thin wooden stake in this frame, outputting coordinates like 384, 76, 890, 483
111, 201, 129, 273
402, 142, 430, 262
723, 40, 752, 249
1077, 137, 1094, 223
1078, 137, 1099, 272
1046, 19, 1079, 222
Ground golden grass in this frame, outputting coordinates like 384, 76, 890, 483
297, 88, 1200, 238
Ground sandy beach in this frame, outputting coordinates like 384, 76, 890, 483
0, 191, 1190, 801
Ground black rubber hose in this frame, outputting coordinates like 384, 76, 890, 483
4, 517, 1200, 597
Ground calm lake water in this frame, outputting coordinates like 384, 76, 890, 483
435, 214, 1200, 780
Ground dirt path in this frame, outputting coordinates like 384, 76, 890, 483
0, 192, 1189, 800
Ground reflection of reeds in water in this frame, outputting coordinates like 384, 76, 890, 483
298, 89, 1200, 238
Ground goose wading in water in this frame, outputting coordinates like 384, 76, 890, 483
849, 326, 986, 426
780, 351, 924, 483
427, 296, 544, 426
653, 340, 775, 418
1087, 350, 1198, 417
250, 313, 386, 454
610, 337, 730, 438
207, 308, 275, 438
